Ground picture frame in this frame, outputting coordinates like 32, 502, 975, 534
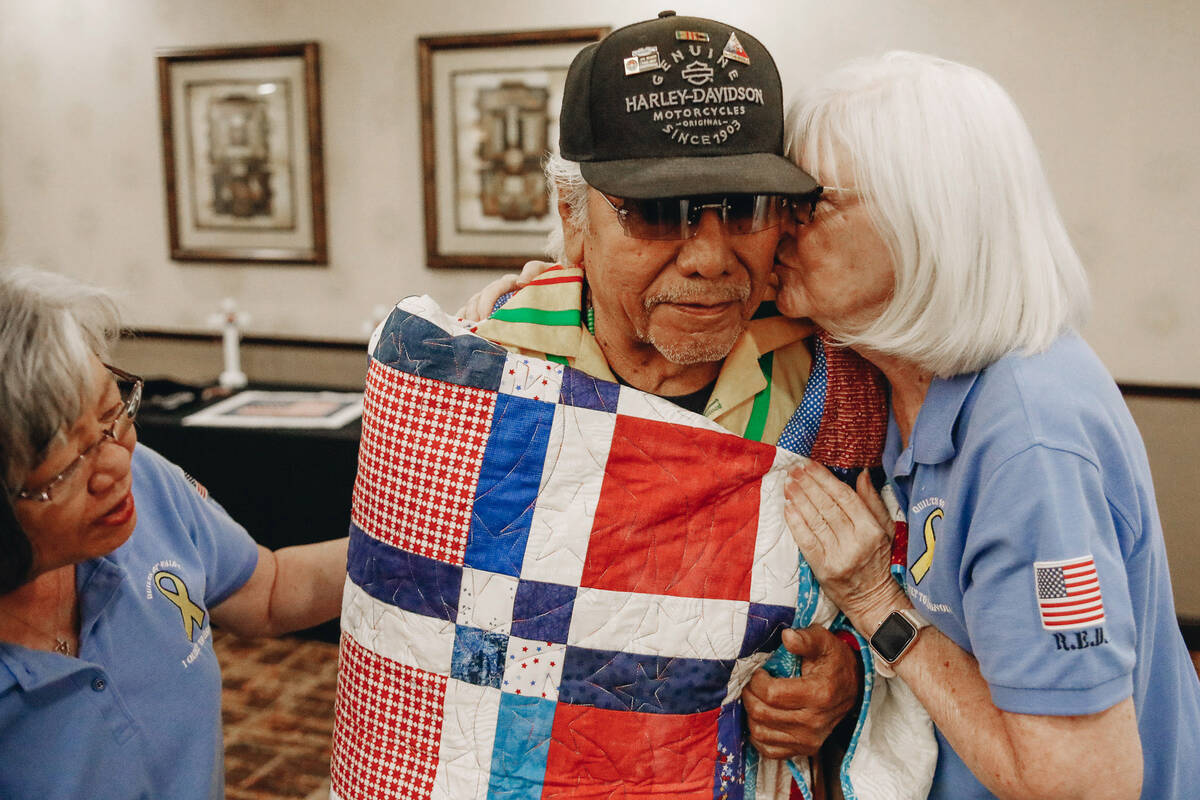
157, 42, 328, 264
418, 26, 609, 269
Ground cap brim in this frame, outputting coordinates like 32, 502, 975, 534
580, 152, 818, 199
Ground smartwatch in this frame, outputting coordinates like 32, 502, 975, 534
869, 608, 930, 677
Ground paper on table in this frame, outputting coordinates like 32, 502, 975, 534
182, 390, 363, 429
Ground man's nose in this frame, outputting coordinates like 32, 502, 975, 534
675, 209, 736, 278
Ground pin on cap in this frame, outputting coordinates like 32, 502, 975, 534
721, 32, 750, 65
624, 45, 661, 76
558, 10, 817, 199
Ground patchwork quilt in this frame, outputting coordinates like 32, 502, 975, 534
332, 296, 935, 800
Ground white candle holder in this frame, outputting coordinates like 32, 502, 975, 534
208, 298, 250, 390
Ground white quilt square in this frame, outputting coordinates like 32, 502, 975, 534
568, 587, 748, 660
457, 568, 519, 633
340, 578, 456, 675
725, 652, 772, 705
750, 450, 803, 607
430, 680, 501, 800
501, 636, 567, 700
499, 354, 564, 403
520, 405, 616, 586
614, 384, 727, 430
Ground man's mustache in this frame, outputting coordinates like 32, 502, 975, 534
644, 282, 751, 311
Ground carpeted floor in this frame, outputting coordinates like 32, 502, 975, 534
216, 629, 339, 800
215, 629, 1200, 800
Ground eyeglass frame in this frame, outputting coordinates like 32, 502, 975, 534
786, 185, 861, 226
598, 192, 796, 241
11, 364, 144, 503
598, 186, 861, 240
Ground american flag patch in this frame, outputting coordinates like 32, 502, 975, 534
1034, 555, 1105, 629
181, 470, 208, 500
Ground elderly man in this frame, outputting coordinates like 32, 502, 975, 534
469, 10, 882, 791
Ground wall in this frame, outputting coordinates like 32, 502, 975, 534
2, 0, 1198, 386
1123, 393, 1200, 620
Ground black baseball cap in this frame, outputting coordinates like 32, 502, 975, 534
559, 10, 817, 199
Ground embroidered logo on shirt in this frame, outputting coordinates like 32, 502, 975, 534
154, 570, 207, 641
1034, 555, 1105, 630
908, 497, 945, 584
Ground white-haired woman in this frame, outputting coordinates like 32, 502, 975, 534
754, 51, 1200, 799
0, 267, 348, 799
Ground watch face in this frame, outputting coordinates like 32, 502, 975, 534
871, 613, 918, 662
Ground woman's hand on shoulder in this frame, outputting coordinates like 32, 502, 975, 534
455, 260, 559, 321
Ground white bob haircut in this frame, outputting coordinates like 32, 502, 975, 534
0, 266, 122, 486
786, 51, 1089, 376
544, 153, 590, 264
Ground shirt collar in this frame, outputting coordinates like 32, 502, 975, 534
886, 370, 979, 479
0, 556, 123, 691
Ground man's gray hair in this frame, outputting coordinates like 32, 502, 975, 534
544, 153, 590, 264
0, 267, 122, 487
786, 51, 1089, 376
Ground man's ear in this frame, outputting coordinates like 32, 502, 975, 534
558, 196, 586, 266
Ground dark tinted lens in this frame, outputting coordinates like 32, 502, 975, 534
720, 195, 783, 234
613, 195, 784, 240
620, 198, 689, 240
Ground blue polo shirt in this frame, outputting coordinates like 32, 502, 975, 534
884, 334, 1200, 799
0, 445, 259, 800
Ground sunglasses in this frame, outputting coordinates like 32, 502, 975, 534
600, 193, 811, 241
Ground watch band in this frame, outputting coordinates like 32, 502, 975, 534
869, 608, 930, 677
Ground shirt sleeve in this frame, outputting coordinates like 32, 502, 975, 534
135, 446, 260, 608
958, 443, 1136, 716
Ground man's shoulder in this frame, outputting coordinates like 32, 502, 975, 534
474, 265, 587, 362
491, 265, 585, 316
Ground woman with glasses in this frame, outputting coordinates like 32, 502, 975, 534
752, 51, 1200, 799
0, 266, 348, 800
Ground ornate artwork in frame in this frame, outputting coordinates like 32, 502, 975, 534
157, 42, 327, 264
418, 27, 609, 269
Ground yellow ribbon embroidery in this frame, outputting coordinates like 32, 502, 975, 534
154, 571, 207, 641
911, 508, 942, 584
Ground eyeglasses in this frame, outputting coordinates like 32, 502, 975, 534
600, 193, 791, 241
786, 186, 861, 225
12, 365, 144, 504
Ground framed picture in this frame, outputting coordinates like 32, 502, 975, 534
157, 42, 327, 264
182, 390, 363, 429
418, 26, 608, 269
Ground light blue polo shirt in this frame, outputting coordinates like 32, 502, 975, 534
884, 334, 1200, 799
0, 445, 259, 800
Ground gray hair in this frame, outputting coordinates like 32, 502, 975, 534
0, 267, 122, 487
786, 51, 1089, 376
544, 153, 590, 263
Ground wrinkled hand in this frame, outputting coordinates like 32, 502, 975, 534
785, 461, 904, 627
742, 625, 859, 759
454, 260, 559, 321
455, 273, 521, 321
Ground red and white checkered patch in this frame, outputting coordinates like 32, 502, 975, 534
331, 634, 448, 800
352, 359, 494, 564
